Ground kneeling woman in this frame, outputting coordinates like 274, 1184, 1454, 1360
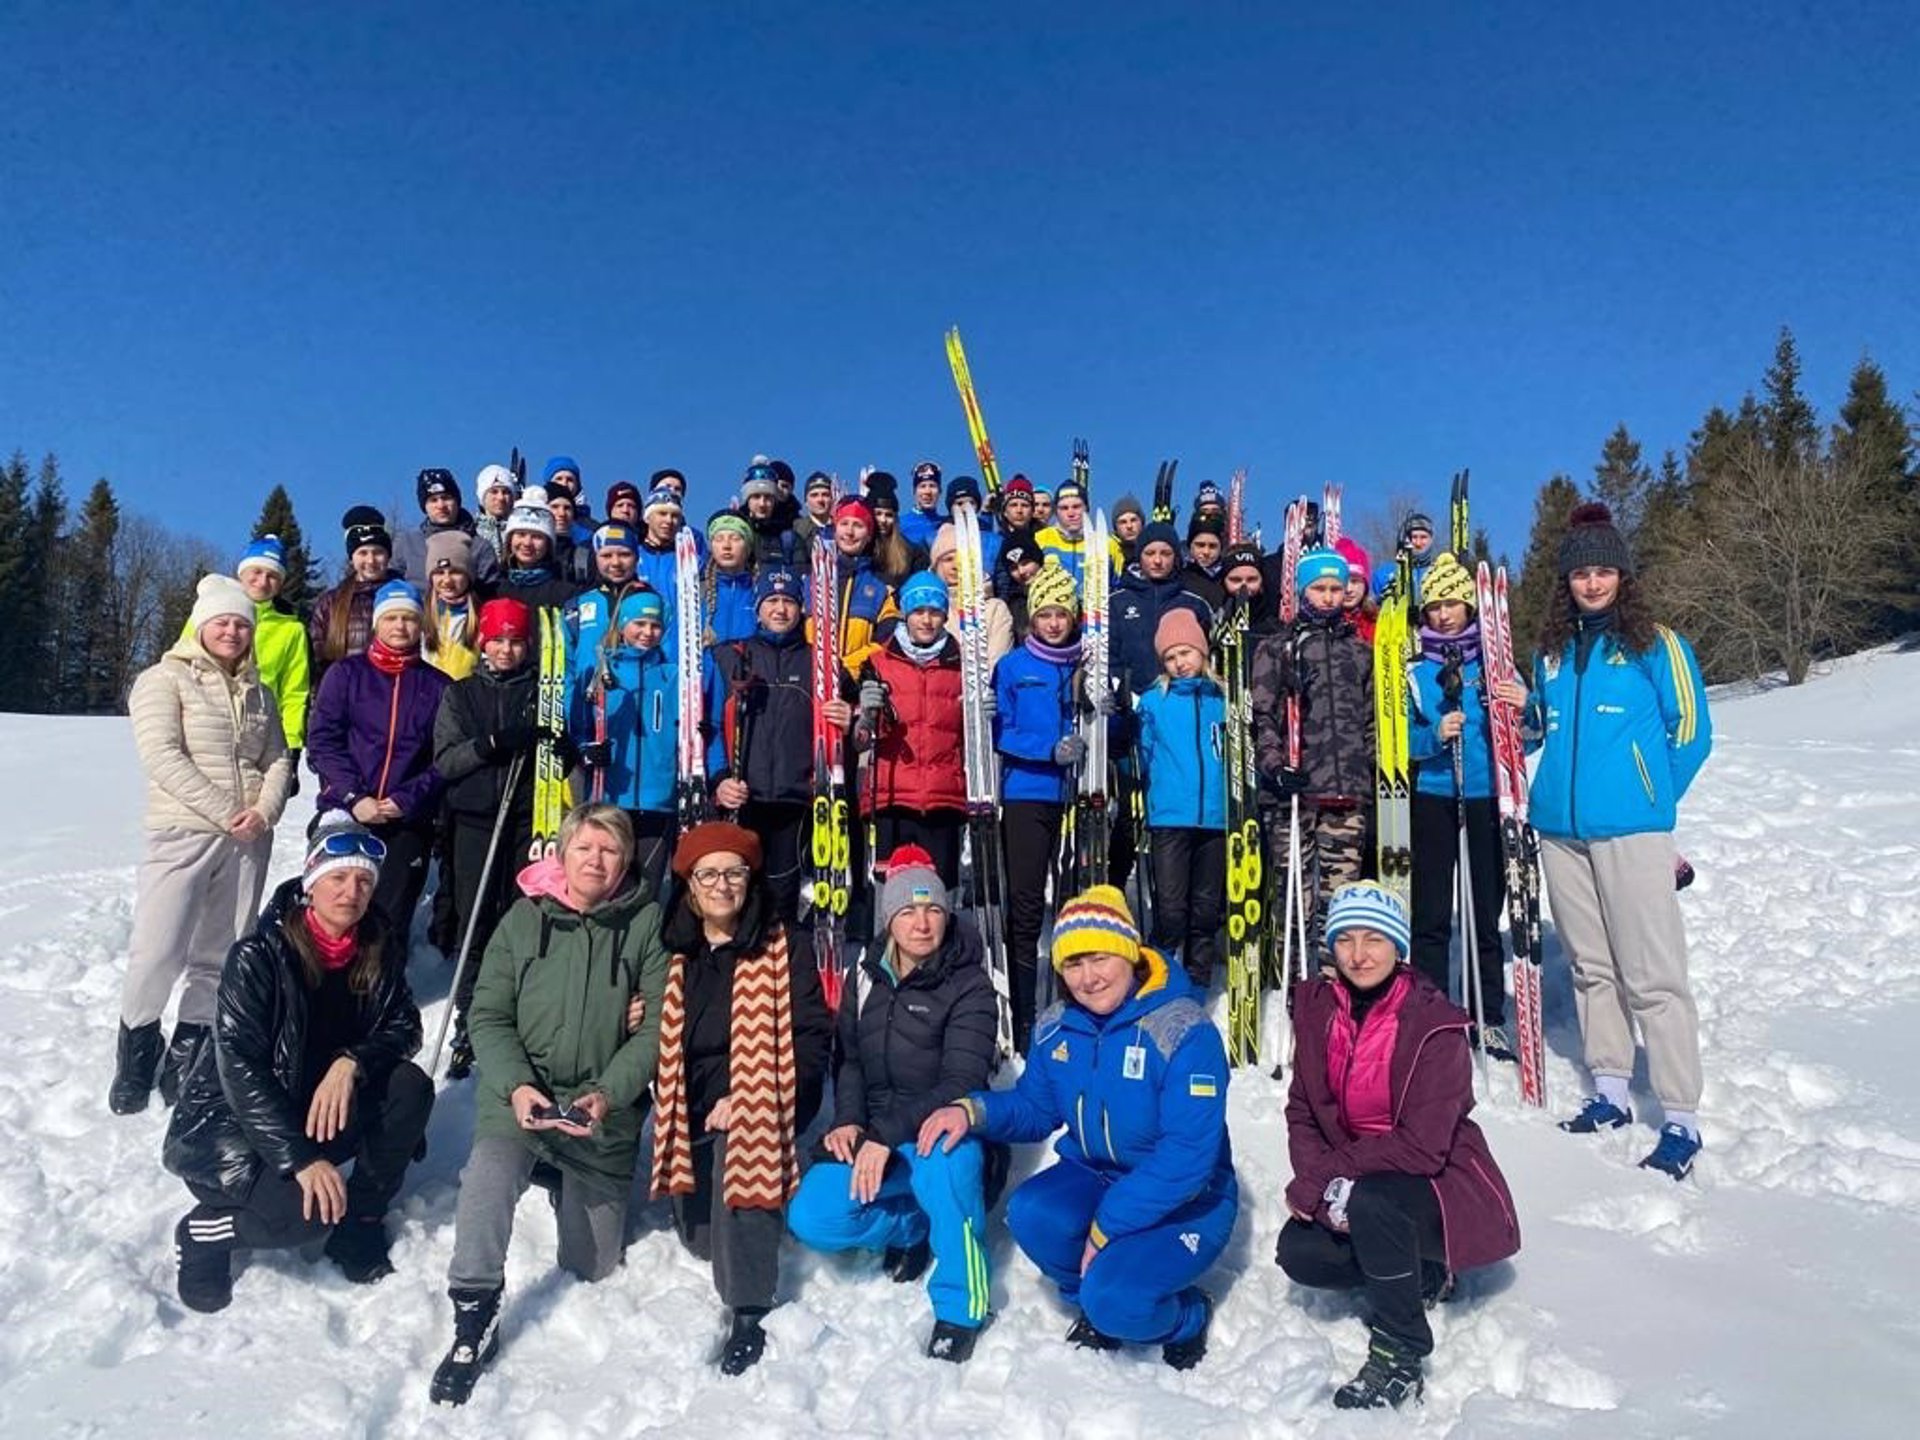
432, 803, 670, 1407
163, 820, 432, 1313
649, 822, 832, 1376
1277, 882, 1520, 1411
787, 846, 1000, 1362
920, 886, 1234, 1369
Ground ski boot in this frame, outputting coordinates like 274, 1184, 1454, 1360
1333, 1332, 1424, 1410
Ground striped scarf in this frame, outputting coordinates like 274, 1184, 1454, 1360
649, 922, 800, 1210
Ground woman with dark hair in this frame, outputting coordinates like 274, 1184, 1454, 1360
1519, 503, 1713, 1179
163, 821, 432, 1313
309, 505, 400, 682
649, 821, 833, 1375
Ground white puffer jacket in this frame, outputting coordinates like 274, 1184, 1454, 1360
129, 637, 293, 834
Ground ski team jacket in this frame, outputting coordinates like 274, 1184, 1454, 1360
1251, 612, 1374, 805
433, 661, 537, 823
992, 641, 1078, 805
1112, 571, 1212, 696
1407, 645, 1495, 801
307, 651, 450, 823
836, 925, 1000, 1149
1286, 968, 1520, 1274
1034, 524, 1125, 593
1526, 620, 1711, 841
863, 636, 968, 814
163, 877, 421, 1199
900, 505, 945, 552
1135, 675, 1227, 830
704, 631, 815, 806
700, 568, 760, 646
570, 640, 677, 813
469, 860, 671, 1187
964, 951, 1238, 1252
836, 555, 900, 674
423, 600, 477, 682
129, 637, 294, 835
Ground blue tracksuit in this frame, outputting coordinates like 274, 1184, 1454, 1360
1527, 617, 1711, 840
567, 639, 676, 813
1407, 642, 1495, 801
993, 641, 1078, 805
900, 506, 945, 552
967, 955, 1237, 1344
1371, 548, 1437, 603
702, 568, 760, 646
1134, 675, 1226, 830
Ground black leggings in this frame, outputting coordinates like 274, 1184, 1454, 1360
1275, 1171, 1448, 1355
1148, 827, 1226, 989
1410, 791, 1507, 1025
1001, 800, 1064, 1053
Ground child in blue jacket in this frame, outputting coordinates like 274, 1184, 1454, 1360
1133, 607, 1227, 989
569, 588, 678, 895
919, 886, 1236, 1370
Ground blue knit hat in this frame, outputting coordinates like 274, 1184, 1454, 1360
1139, 521, 1181, 555
755, 567, 803, 606
593, 522, 639, 554
237, 535, 285, 578
371, 579, 424, 624
900, 571, 949, 616
1324, 882, 1410, 958
1195, 479, 1225, 508
543, 455, 581, 485
1296, 547, 1350, 596
615, 587, 665, 628
644, 485, 683, 516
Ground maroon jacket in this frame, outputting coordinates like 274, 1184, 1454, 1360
1285, 969, 1520, 1273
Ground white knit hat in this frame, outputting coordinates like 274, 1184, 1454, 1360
1324, 882, 1411, 958
474, 463, 518, 506
504, 486, 556, 541
189, 574, 255, 634
303, 812, 385, 892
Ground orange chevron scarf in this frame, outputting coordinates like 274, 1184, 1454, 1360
649, 923, 800, 1210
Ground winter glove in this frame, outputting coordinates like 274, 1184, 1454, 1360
1052, 734, 1088, 767
1081, 675, 1115, 717
979, 689, 997, 723
1323, 1176, 1354, 1233
286, 748, 302, 798
1268, 765, 1310, 797
858, 677, 891, 726
578, 739, 612, 770
546, 728, 579, 770
485, 724, 538, 760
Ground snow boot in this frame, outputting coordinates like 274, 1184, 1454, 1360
1161, 1292, 1212, 1371
884, 1238, 931, 1284
926, 1319, 979, 1364
158, 1023, 210, 1108
445, 1017, 476, 1083
1558, 1095, 1632, 1134
174, 1212, 235, 1314
1477, 1024, 1517, 1064
1333, 1332, 1424, 1410
110, 1020, 165, 1115
324, 1217, 395, 1284
1639, 1123, 1702, 1181
429, 1286, 502, 1407
718, 1308, 768, 1376
1065, 1313, 1121, 1352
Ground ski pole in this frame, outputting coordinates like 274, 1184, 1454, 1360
428, 748, 527, 1078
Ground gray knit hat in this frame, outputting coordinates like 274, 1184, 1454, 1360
1557, 502, 1635, 577
877, 845, 947, 932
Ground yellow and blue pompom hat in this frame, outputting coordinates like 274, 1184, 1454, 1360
1051, 885, 1142, 972
1324, 881, 1411, 958
1419, 552, 1476, 612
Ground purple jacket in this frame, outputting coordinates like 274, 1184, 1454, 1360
307, 653, 450, 823
1284, 969, 1520, 1274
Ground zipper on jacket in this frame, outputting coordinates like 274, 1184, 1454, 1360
375, 668, 403, 800
1568, 650, 1585, 836
1190, 688, 1206, 827
1630, 740, 1656, 806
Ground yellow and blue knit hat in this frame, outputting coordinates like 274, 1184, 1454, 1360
1051, 885, 1142, 971
1027, 559, 1080, 619
1419, 552, 1476, 612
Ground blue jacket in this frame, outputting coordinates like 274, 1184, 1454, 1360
1135, 675, 1226, 830
969, 953, 1236, 1249
1408, 644, 1495, 801
569, 639, 677, 813
1371, 548, 1436, 603
1111, 571, 1211, 697
900, 506, 945, 552
1527, 619, 1711, 840
992, 640, 1078, 805
701, 568, 760, 646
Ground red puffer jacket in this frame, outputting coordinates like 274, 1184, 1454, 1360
862, 636, 967, 814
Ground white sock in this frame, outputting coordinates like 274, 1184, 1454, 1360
1595, 1074, 1632, 1113
1664, 1110, 1700, 1140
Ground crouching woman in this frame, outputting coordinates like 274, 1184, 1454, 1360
162, 821, 432, 1313
1276, 882, 1520, 1411
919, 886, 1235, 1370
431, 802, 670, 1407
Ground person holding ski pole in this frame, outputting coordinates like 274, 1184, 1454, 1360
1405, 553, 1512, 1059
572, 587, 678, 898
1518, 503, 1713, 1180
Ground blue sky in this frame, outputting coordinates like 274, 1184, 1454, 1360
4, 1, 1916, 566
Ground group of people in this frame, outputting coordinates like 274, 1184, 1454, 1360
110, 451, 1711, 1411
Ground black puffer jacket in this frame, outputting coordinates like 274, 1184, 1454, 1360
706, 630, 816, 805
162, 878, 423, 1199
434, 661, 538, 821
834, 921, 999, 1149
1250, 609, 1375, 804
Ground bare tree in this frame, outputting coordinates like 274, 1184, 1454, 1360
1355, 487, 1427, 570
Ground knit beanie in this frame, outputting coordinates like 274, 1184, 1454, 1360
1222, 542, 1263, 579
708, 513, 753, 544
1419, 552, 1476, 611
768, 459, 795, 490
416, 467, 459, 511
930, 523, 958, 568
868, 487, 900, 516
342, 504, 392, 557
474, 463, 518, 506
616, 587, 665, 629
1000, 528, 1041, 571
1187, 511, 1225, 542
1003, 475, 1034, 497
543, 456, 581, 487
1139, 521, 1181, 557
1155, 606, 1209, 659
650, 468, 687, 492
911, 460, 942, 488
835, 495, 874, 527
1558, 502, 1635, 577
672, 820, 763, 880
371, 579, 424, 624
805, 470, 835, 496
504, 488, 556, 541
1051, 885, 1142, 972
543, 471, 580, 503
1401, 511, 1435, 542
1054, 480, 1088, 507
945, 475, 983, 509
237, 535, 285, 579
877, 844, 947, 931
1195, 480, 1225, 509
643, 485, 683, 517
1026, 559, 1079, 617
900, 571, 950, 616
593, 522, 639, 554
1112, 493, 1145, 522
425, 530, 472, 576
1334, 537, 1371, 585
864, 470, 899, 502
605, 480, 643, 515
476, 596, 532, 645
1296, 547, 1350, 594
741, 463, 781, 503
303, 812, 385, 893
1324, 881, 1411, 958
189, 573, 255, 633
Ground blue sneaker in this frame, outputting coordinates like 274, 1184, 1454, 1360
1559, 1095, 1633, 1133
1639, 1124, 1702, 1180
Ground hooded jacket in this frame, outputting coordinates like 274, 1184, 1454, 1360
129, 636, 293, 835
1135, 674, 1227, 830
1251, 608, 1374, 805
704, 627, 815, 805
572, 639, 677, 813
433, 659, 538, 821
992, 638, 1079, 806
307, 648, 450, 823
863, 633, 967, 813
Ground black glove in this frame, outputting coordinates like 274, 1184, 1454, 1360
286, 748, 302, 797
578, 739, 612, 769
547, 727, 580, 770
1275, 765, 1311, 796
485, 724, 538, 760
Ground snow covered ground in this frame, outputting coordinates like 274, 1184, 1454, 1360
2, 645, 1917, 1437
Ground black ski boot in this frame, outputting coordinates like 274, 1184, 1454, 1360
1333, 1333, 1424, 1410
883, 1238, 931, 1284
1065, 1313, 1121, 1352
430, 1286, 503, 1407
445, 1017, 476, 1082
110, 1020, 165, 1115
158, 1023, 210, 1108
926, 1319, 979, 1364
718, 1308, 768, 1376
1161, 1292, 1212, 1371
324, 1217, 394, 1284
174, 1212, 235, 1313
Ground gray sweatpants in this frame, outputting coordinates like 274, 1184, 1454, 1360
447, 1135, 630, 1290
122, 828, 271, 1028
1540, 831, 1703, 1111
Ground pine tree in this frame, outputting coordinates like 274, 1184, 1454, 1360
1760, 327, 1821, 465
63, 479, 123, 713
0, 453, 35, 710
1508, 474, 1583, 667
1832, 356, 1918, 639
26, 462, 69, 712
252, 485, 318, 613
1593, 424, 1654, 544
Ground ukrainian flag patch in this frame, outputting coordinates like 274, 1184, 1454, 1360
1051, 1040, 1071, 1063
1189, 1074, 1218, 1098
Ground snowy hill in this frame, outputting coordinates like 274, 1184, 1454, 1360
2, 649, 1917, 1437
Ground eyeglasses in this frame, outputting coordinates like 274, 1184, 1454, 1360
690, 865, 752, 889
312, 831, 387, 862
